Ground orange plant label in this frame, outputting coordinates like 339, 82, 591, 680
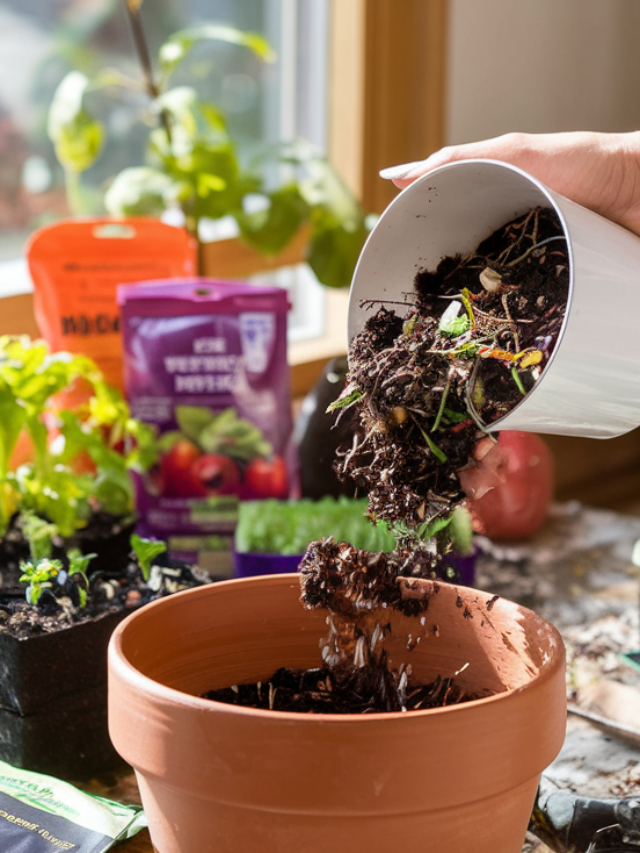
27, 218, 196, 388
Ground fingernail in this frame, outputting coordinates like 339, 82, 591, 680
379, 161, 425, 180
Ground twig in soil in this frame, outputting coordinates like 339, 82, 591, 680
504, 235, 566, 269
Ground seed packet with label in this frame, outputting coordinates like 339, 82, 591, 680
0, 759, 147, 852
118, 278, 292, 561
27, 218, 196, 389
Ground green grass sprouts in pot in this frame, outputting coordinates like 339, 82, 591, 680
234, 497, 398, 557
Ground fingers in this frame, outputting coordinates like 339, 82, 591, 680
378, 130, 640, 237
380, 132, 549, 188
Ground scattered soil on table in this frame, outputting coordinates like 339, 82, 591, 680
204, 207, 566, 715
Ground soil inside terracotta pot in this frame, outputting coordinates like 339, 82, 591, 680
203, 663, 487, 714
203, 207, 567, 714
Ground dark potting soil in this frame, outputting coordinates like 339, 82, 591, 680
0, 512, 209, 640
334, 205, 569, 528
205, 208, 564, 715
203, 663, 486, 714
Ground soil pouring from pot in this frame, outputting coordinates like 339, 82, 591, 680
204, 206, 569, 714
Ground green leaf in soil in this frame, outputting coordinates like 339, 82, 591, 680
326, 385, 362, 414
443, 408, 468, 424
417, 425, 447, 464
438, 302, 470, 338
447, 506, 474, 556
131, 534, 167, 582
174, 405, 216, 446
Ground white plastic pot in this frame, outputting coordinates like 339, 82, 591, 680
348, 159, 640, 438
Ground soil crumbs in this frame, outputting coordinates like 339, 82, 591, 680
203, 207, 568, 715
204, 665, 481, 715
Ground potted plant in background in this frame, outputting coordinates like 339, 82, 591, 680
0, 336, 208, 780
47, 1, 371, 290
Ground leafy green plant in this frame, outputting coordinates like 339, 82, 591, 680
19, 549, 96, 610
131, 534, 167, 582
19, 558, 63, 607
67, 549, 97, 608
0, 336, 157, 539
47, 3, 372, 289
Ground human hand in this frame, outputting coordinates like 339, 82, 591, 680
380, 130, 640, 238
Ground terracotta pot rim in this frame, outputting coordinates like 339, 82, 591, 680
109, 573, 565, 725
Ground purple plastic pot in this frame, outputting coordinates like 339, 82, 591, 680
446, 549, 477, 588
233, 552, 303, 578
234, 549, 477, 585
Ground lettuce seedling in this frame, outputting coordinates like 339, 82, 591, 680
67, 549, 97, 608
131, 534, 167, 582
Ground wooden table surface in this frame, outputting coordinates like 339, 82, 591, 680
79, 772, 152, 852
86, 504, 640, 853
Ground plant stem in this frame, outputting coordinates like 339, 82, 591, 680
511, 366, 527, 396
431, 380, 450, 433
504, 235, 566, 269
65, 169, 84, 216
123, 0, 172, 145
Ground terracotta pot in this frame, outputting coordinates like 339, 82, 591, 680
108, 575, 566, 853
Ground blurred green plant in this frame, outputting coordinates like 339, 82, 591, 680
47, 2, 372, 289
235, 496, 398, 556
0, 336, 156, 539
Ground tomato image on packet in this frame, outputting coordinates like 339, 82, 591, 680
118, 278, 293, 551
26, 219, 196, 389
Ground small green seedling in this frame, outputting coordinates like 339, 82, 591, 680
67, 549, 96, 608
19, 558, 63, 607
131, 534, 167, 582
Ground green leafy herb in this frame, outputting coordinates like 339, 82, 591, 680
19, 558, 63, 607
438, 302, 470, 338
0, 336, 156, 538
417, 425, 448, 464
131, 534, 167, 582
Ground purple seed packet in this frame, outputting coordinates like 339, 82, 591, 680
118, 278, 292, 547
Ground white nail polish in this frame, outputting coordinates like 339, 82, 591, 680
379, 161, 425, 180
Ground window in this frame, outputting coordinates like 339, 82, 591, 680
0, 1, 450, 392
0, 0, 330, 341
